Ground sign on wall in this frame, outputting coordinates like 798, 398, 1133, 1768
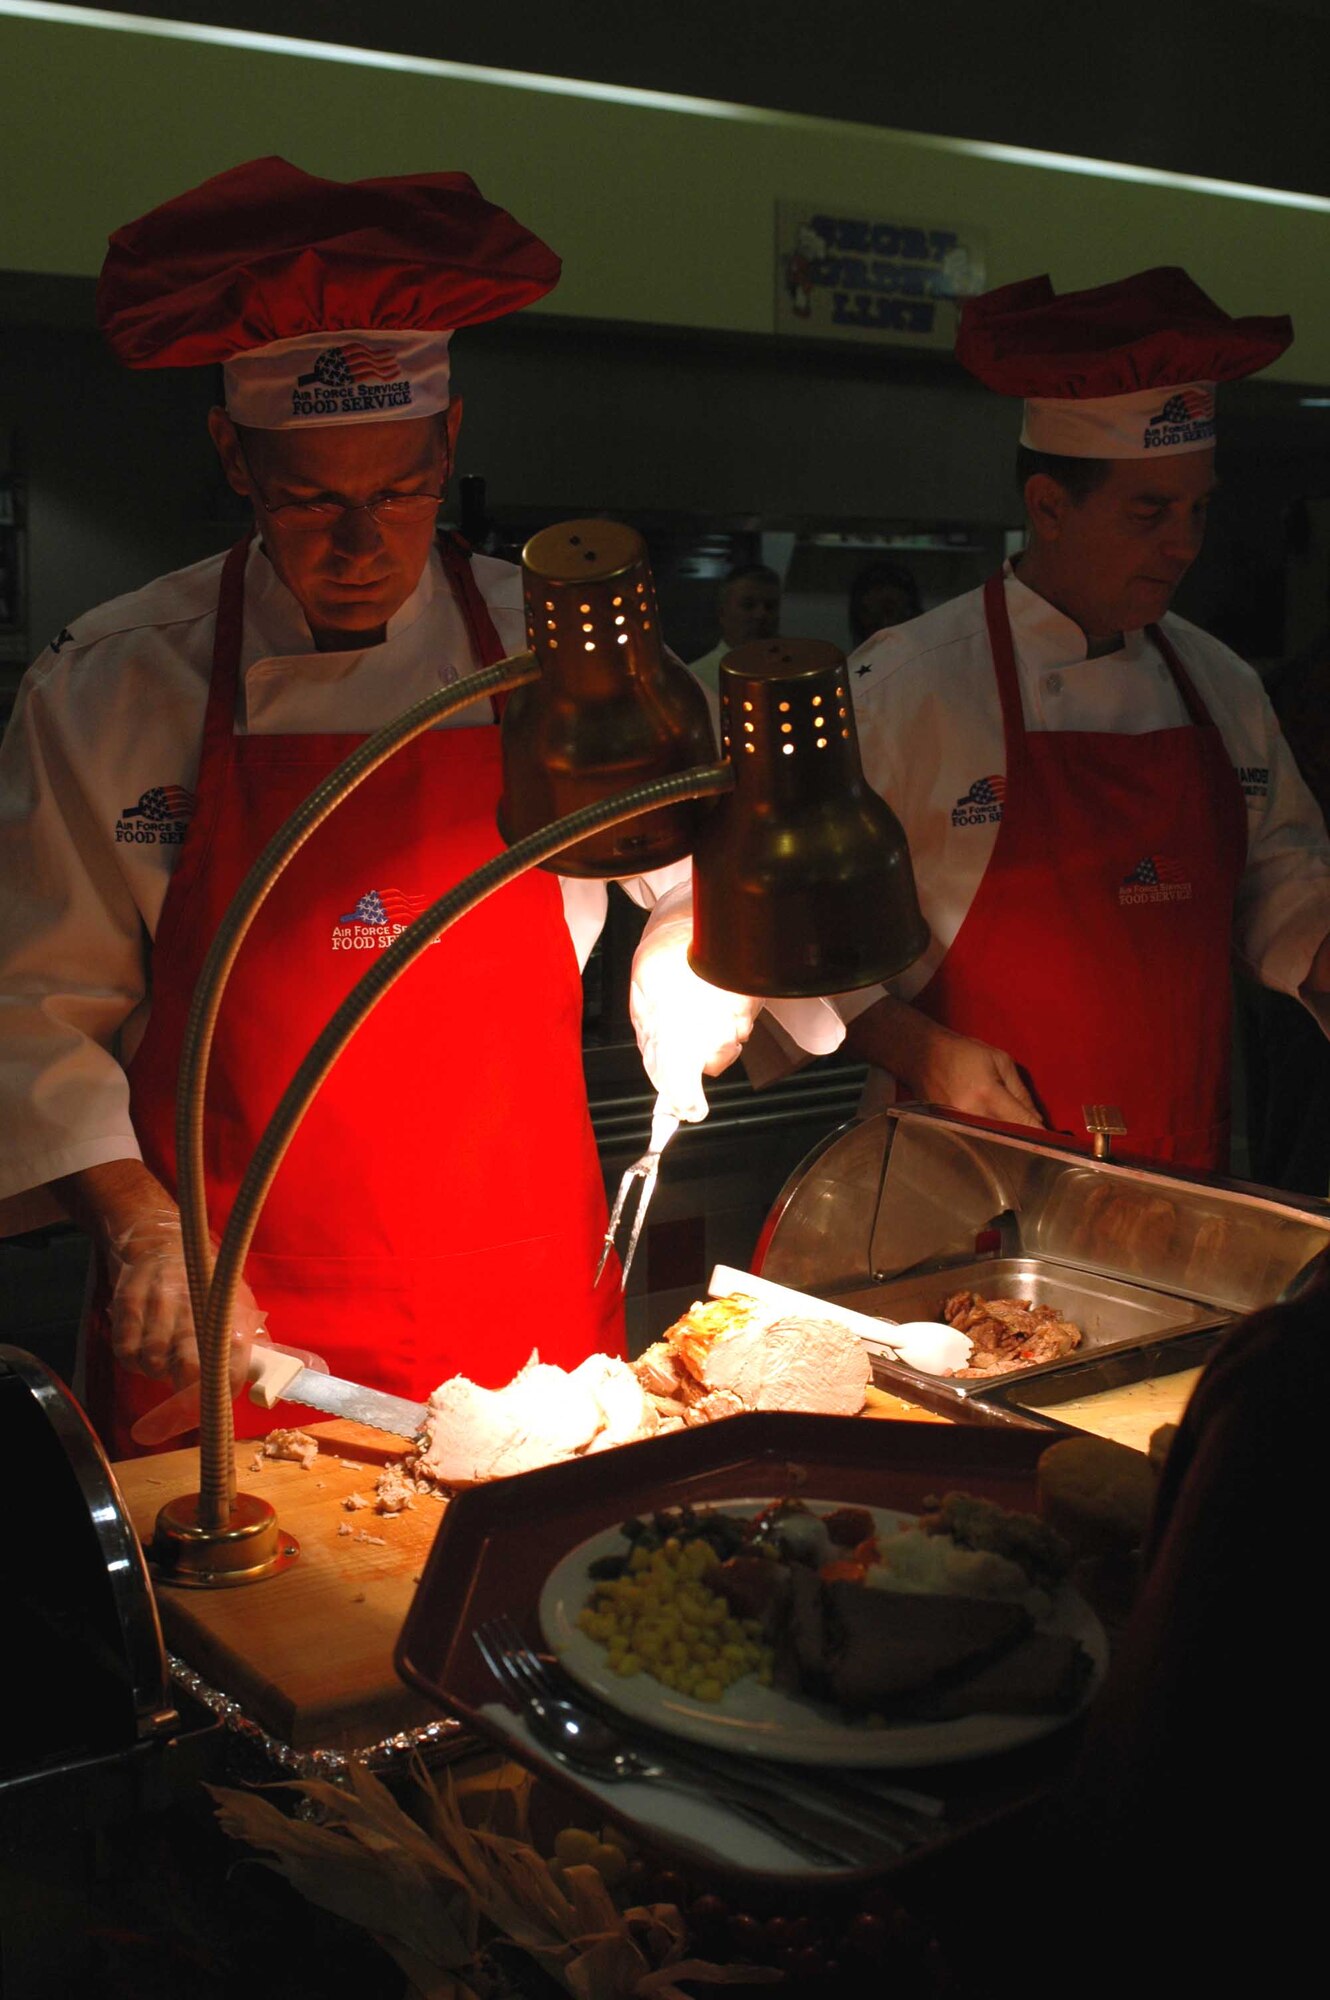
775, 201, 986, 348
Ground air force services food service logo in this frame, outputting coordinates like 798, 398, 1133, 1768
332, 887, 440, 951
1142, 388, 1216, 452
292, 344, 413, 421
1119, 854, 1193, 905
951, 774, 1006, 827
115, 785, 197, 845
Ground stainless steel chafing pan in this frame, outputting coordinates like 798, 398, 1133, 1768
829, 1256, 1227, 1402
756, 1106, 1330, 1410
978, 1325, 1225, 1447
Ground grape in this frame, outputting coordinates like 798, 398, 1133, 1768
652, 1869, 689, 1907
687, 1893, 729, 1937
845, 1910, 891, 1962
727, 1913, 766, 1958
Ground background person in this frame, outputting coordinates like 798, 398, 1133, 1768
847, 556, 921, 649
835, 268, 1330, 1171
687, 562, 782, 703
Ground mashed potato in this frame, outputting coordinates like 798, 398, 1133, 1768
865, 1528, 1051, 1619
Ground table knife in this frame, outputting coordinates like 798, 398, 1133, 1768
247, 1346, 427, 1438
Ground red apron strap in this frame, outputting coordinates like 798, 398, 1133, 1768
436, 531, 512, 718
201, 533, 253, 756
1147, 622, 1213, 727
150, 533, 251, 965
982, 570, 1035, 777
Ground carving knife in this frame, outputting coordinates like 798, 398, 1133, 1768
248, 1346, 427, 1439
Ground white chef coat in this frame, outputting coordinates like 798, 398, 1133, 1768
0, 540, 684, 1234
838, 564, 1330, 1051
687, 640, 728, 694
685, 639, 726, 739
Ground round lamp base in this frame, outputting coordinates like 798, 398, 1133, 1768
149, 1490, 299, 1589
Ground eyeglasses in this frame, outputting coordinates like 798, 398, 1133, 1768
235, 440, 444, 532
252, 489, 444, 532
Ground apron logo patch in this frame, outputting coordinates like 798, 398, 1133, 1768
1238, 764, 1269, 800
1119, 853, 1193, 904
332, 886, 438, 950
951, 774, 1006, 826
292, 344, 413, 421
1142, 388, 1216, 452
115, 785, 196, 845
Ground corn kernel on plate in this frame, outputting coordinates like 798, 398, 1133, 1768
538, 1498, 1107, 1768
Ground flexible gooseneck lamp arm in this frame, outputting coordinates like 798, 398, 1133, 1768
152, 519, 728, 1580
189, 760, 733, 1533
152, 518, 924, 1584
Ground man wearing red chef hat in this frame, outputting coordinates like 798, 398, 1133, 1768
832, 267, 1330, 1172
0, 158, 733, 1456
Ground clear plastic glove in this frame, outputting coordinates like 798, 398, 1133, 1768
107, 1206, 266, 1392
130, 1330, 330, 1448
630, 889, 757, 1122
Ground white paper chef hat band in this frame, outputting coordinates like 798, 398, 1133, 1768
1020, 381, 1217, 459
223, 328, 453, 430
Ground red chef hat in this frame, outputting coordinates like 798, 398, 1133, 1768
956, 267, 1292, 458
97, 156, 560, 430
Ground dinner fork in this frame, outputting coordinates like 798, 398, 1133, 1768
471, 1616, 898, 1868
593, 1095, 681, 1291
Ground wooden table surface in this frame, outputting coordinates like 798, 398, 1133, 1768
115, 1388, 943, 1754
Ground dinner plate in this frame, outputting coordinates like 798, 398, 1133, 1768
538, 1497, 1109, 1769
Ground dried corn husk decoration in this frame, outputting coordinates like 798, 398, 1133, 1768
209, 1760, 778, 2000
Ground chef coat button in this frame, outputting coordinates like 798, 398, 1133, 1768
1046, 671, 1063, 695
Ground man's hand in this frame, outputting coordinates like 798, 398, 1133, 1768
845, 996, 1043, 1128
51, 1159, 265, 1390
902, 1026, 1043, 1126
107, 1209, 265, 1390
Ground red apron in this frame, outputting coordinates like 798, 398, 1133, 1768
912, 571, 1247, 1172
87, 535, 622, 1458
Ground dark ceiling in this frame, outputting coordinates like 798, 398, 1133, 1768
51, 0, 1330, 198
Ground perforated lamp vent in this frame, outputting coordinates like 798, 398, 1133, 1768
497, 519, 718, 877
689, 636, 929, 995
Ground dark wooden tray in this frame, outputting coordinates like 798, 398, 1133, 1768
395, 1412, 1080, 1883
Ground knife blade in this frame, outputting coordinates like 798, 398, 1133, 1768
247, 1346, 427, 1438
706, 1262, 972, 1374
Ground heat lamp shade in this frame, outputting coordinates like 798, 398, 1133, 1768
498, 519, 718, 877
689, 637, 929, 997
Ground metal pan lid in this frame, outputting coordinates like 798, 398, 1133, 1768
0, 1345, 174, 1746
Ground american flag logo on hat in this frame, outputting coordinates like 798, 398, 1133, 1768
120, 785, 197, 823
297, 344, 402, 390
1123, 854, 1188, 887
338, 887, 427, 926
1146, 387, 1216, 429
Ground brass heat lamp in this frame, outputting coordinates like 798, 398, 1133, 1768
498, 520, 717, 875
689, 636, 928, 996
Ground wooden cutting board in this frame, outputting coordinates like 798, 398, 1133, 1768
114, 1390, 943, 1753
115, 1421, 449, 1751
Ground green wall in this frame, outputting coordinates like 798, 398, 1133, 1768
2, 11, 1328, 382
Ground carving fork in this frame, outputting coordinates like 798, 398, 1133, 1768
594, 1095, 681, 1291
